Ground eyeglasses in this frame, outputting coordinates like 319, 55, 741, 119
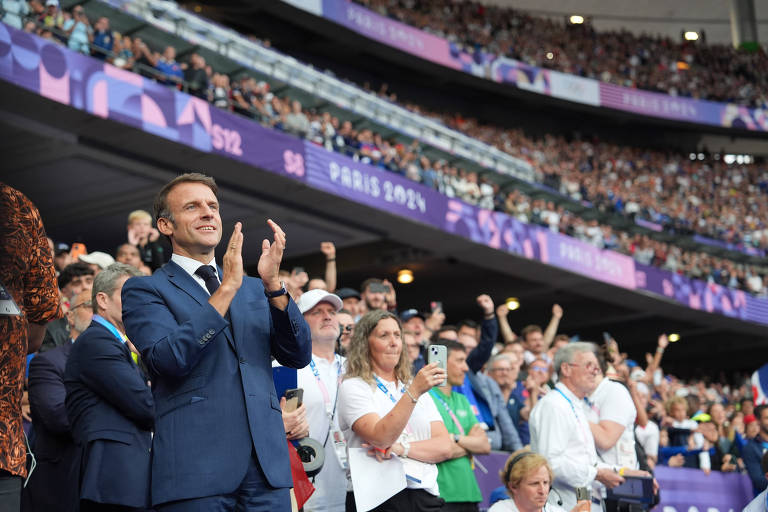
70, 301, 92, 311
530, 366, 549, 373
489, 367, 513, 373
568, 362, 600, 373
340, 324, 353, 333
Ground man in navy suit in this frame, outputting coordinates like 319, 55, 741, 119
121, 173, 312, 511
65, 263, 155, 512
24, 289, 93, 512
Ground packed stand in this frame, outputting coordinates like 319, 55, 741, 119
4, 0, 768, 298
355, 0, 768, 109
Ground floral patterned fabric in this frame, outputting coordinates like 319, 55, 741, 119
0, 183, 61, 477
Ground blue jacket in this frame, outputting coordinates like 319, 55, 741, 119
743, 435, 768, 495
121, 261, 312, 506
25, 342, 79, 512
64, 321, 154, 508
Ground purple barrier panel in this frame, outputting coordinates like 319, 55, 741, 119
474, 452, 508, 508
543, 231, 637, 289
207, 105, 307, 178
321, 0, 462, 71
0, 23, 307, 182
654, 465, 752, 511
635, 264, 757, 323
472, 453, 754, 511
303, 142, 447, 226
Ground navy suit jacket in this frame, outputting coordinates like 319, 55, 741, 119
64, 321, 154, 508
25, 342, 80, 512
121, 260, 312, 506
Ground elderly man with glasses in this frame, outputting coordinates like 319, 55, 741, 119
25, 289, 93, 512
529, 342, 624, 512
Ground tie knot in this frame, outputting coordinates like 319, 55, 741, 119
195, 265, 217, 280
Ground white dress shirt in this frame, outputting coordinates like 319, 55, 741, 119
530, 382, 607, 512
744, 488, 768, 512
171, 253, 218, 294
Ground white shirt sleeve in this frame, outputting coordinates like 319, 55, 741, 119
598, 383, 636, 427
338, 377, 376, 436
531, 398, 597, 488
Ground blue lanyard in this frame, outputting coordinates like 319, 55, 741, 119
92, 315, 126, 344
554, 386, 592, 448
373, 375, 404, 404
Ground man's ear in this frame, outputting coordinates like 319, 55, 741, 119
94, 291, 108, 313
157, 217, 173, 237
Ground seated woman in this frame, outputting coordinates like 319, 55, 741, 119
490, 449, 576, 512
338, 310, 451, 512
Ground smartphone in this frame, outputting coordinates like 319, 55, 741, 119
427, 345, 447, 386
575, 487, 590, 500
70, 242, 87, 261
284, 388, 303, 412
653, 369, 663, 387
292, 267, 305, 275
369, 283, 387, 293
602, 331, 612, 343
430, 301, 443, 314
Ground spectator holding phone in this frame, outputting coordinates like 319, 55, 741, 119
126, 210, 166, 271
338, 310, 450, 511
276, 289, 347, 511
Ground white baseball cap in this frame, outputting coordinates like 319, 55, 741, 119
296, 289, 342, 314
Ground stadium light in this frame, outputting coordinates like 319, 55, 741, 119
506, 297, 520, 311
684, 31, 699, 41
397, 269, 414, 284
668, 333, 680, 342
569, 15, 584, 25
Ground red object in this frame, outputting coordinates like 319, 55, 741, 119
287, 441, 315, 508
744, 413, 756, 425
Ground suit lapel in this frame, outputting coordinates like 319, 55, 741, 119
163, 261, 237, 353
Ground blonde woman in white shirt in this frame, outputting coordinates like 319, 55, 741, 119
338, 310, 450, 512
490, 450, 572, 512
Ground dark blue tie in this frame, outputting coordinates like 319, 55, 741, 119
195, 265, 220, 295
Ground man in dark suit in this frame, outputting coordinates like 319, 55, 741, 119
122, 173, 312, 511
24, 289, 93, 512
65, 263, 154, 512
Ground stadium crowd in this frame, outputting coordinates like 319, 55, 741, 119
4, 0, 768, 298
2, 174, 765, 512
355, 0, 768, 109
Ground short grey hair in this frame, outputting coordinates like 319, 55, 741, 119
553, 341, 597, 377
92, 263, 143, 313
488, 353, 513, 369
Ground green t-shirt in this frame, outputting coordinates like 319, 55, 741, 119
429, 388, 482, 503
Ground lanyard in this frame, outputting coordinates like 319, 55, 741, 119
373, 375, 413, 434
309, 356, 342, 412
554, 386, 593, 451
374, 375, 405, 404
92, 315, 126, 344
429, 389, 466, 435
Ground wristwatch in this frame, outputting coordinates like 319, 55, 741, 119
452, 434, 461, 443
264, 281, 288, 299
400, 439, 411, 458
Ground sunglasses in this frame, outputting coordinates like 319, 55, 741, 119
339, 324, 353, 333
